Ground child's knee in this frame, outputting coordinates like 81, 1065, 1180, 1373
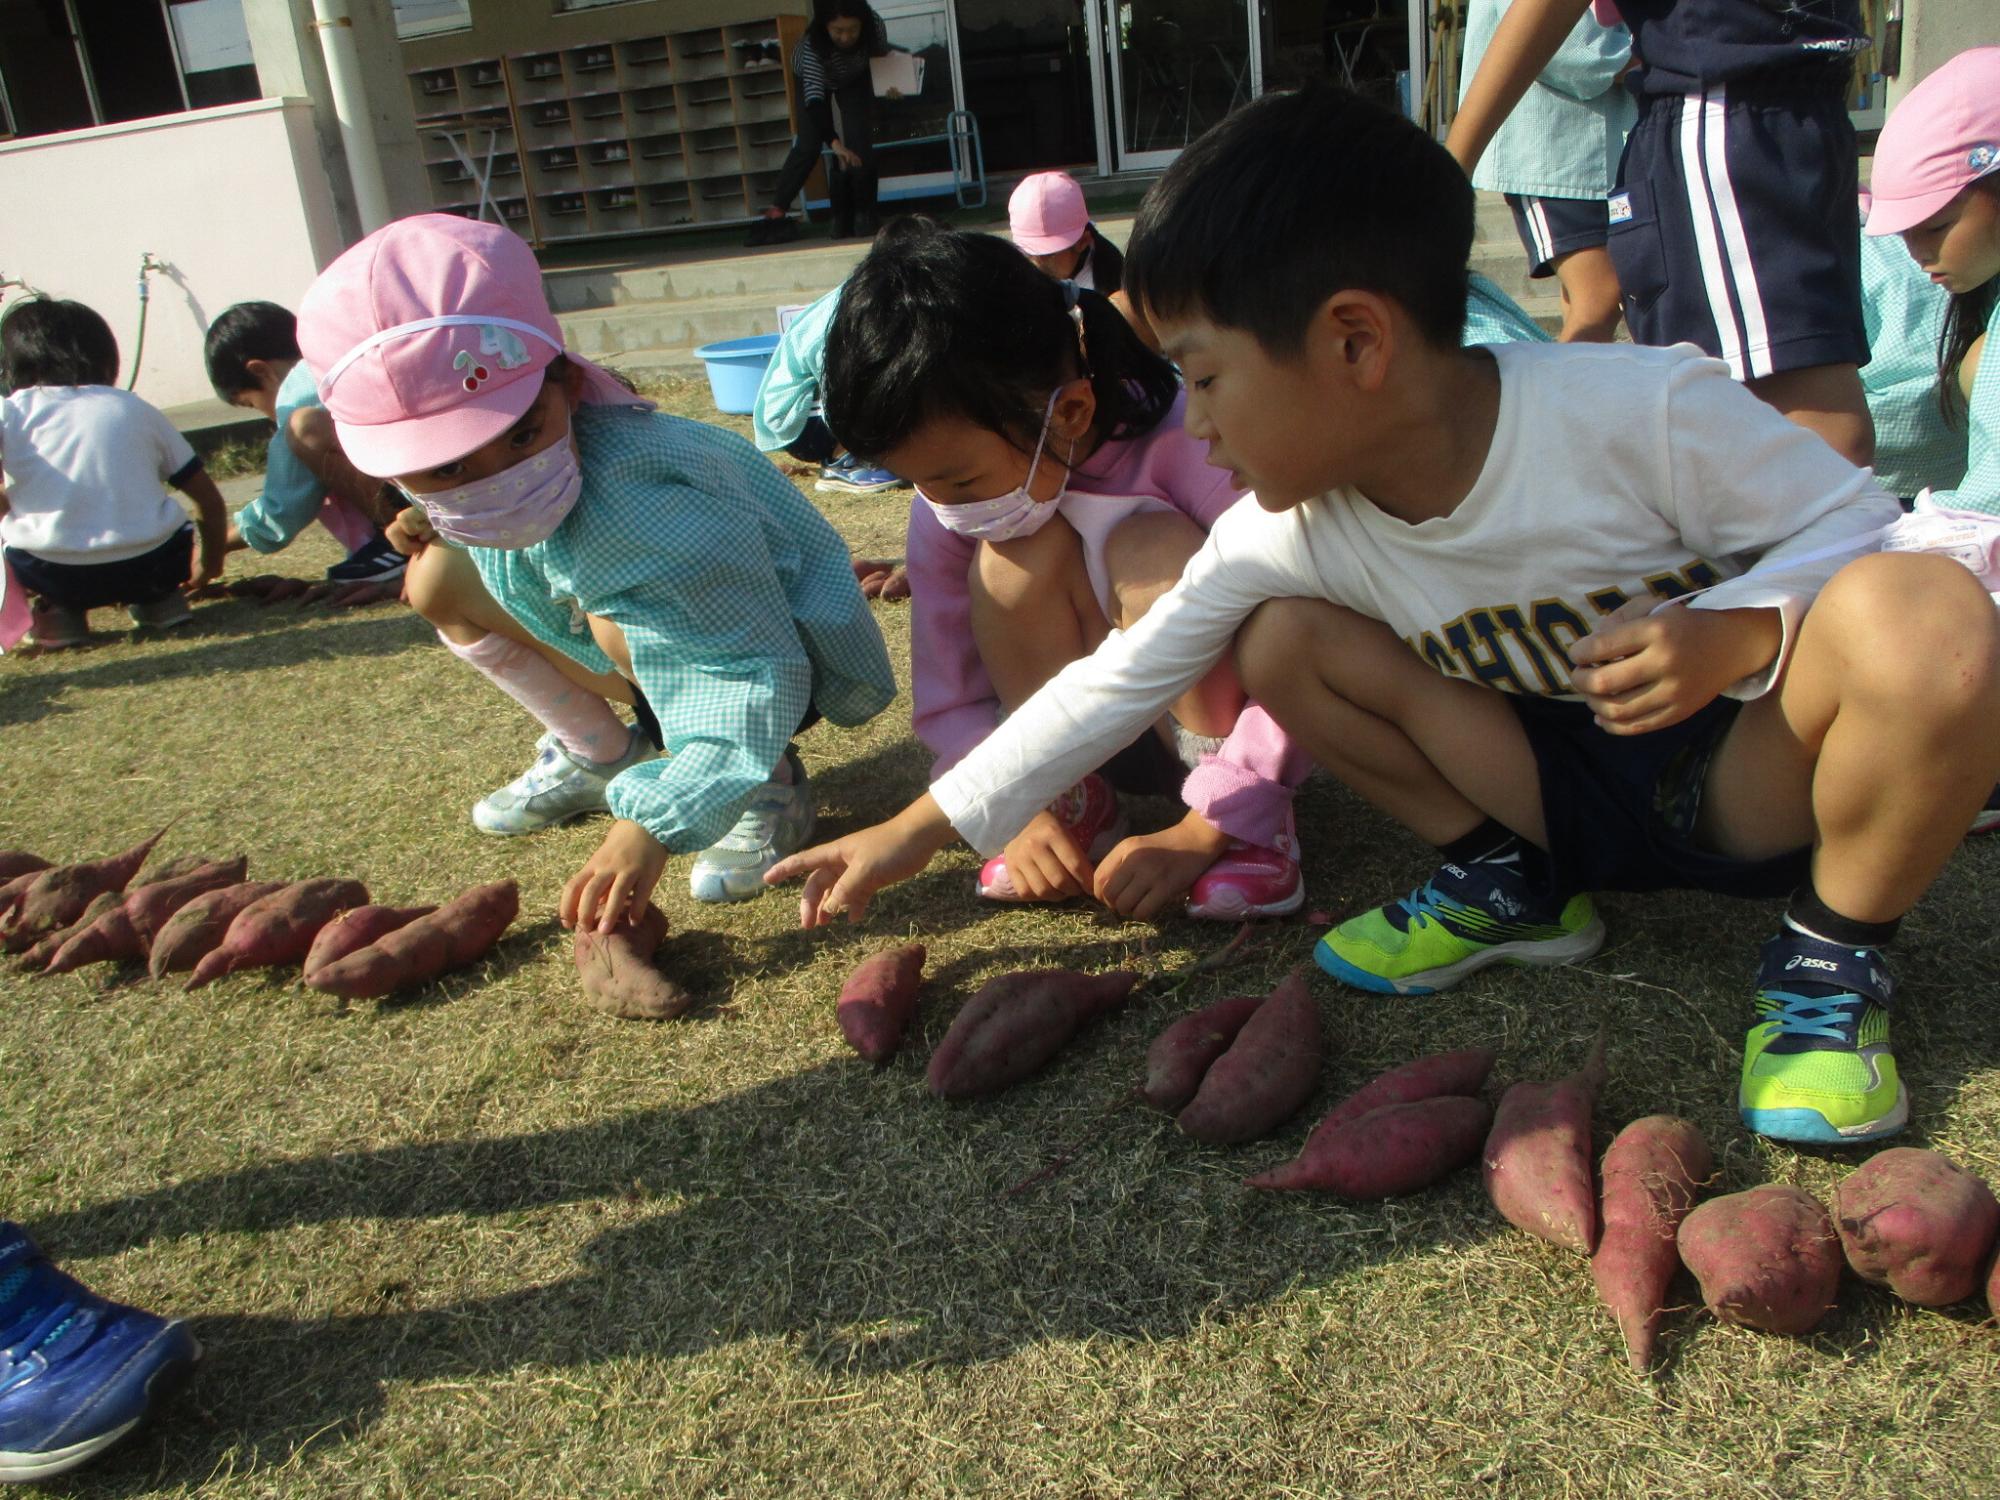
1819, 552, 2000, 706
402, 542, 466, 626
1237, 597, 1332, 698
1103, 510, 1205, 623
970, 518, 1084, 615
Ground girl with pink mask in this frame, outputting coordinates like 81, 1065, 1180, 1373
296, 214, 894, 928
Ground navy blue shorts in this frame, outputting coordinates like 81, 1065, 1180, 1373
5, 525, 192, 612
1510, 693, 1808, 900
1608, 81, 1866, 379
1506, 193, 1610, 279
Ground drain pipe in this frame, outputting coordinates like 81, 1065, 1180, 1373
311, 0, 393, 234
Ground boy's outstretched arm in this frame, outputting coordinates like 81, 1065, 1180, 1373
176, 467, 230, 588
766, 794, 960, 926
1446, 0, 1595, 172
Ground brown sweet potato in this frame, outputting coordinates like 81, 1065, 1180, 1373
0, 827, 170, 951
0, 853, 49, 882
327, 579, 403, 609
0, 869, 45, 921
1314, 1047, 1498, 1134
877, 565, 911, 601
1176, 968, 1322, 1144
139, 854, 215, 885
303, 904, 436, 983
1592, 1116, 1714, 1373
1141, 994, 1266, 1113
305, 879, 518, 999
18, 893, 120, 971
1483, 1031, 1609, 1254
1835, 1147, 2000, 1307
574, 903, 691, 1020
1246, 1094, 1492, 1197
836, 942, 927, 1061
927, 968, 1140, 1099
228, 573, 285, 599
187, 878, 370, 988
43, 905, 145, 974
1678, 1184, 1841, 1335
293, 581, 337, 607
121, 858, 250, 944
256, 577, 311, 606
149, 881, 287, 978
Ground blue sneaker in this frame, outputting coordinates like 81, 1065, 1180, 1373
1740, 929, 1906, 1144
814, 455, 903, 495
0, 1223, 198, 1484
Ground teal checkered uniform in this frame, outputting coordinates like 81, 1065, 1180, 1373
1860, 228, 1969, 501
467, 404, 895, 852
1466, 271, 1553, 348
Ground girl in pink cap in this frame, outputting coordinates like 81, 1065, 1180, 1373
296, 214, 894, 927
1866, 46, 2000, 517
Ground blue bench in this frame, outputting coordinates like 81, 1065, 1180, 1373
804, 109, 986, 214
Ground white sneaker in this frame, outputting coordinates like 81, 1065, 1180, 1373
471, 727, 652, 836
688, 748, 814, 903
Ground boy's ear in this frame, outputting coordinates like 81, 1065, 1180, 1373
243, 357, 277, 391
1308, 290, 1395, 392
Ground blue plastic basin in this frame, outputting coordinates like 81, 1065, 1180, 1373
693, 333, 780, 415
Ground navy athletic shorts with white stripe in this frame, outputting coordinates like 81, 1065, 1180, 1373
1505, 194, 1610, 279
1607, 79, 1866, 381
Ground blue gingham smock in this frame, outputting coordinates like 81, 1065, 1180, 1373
466, 403, 896, 853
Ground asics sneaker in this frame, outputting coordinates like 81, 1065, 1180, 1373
0, 1223, 199, 1484
688, 747, 815, 902
1740, 929, 1906, 1143
1314, 858, 1603, 995
977, 773, 1127, 901
471, 726, 652, 836
326, 533, 408, 585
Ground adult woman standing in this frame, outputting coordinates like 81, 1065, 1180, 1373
747, 0, 889, 245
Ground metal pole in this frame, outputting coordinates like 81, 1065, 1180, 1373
311, 0, 393, 232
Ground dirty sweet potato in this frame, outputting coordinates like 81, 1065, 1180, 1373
186, 878, 370, 988
835, 942, 926, 1061
1315, 1047, 1498, 1134
1483, 1031, 1609, 1254
1835, 1147, 2000, 1307
1176, 968, 1322, 1145
1246, 1094, 1492, 1197
255, 577, 311, 606
574, 903, 691, 1020
18, 893, 120, 971
43, 904, 145, 974
1678, 1184, 1841, 1335
927, 969, 1140, 1099
302, 904, 435, 983
1591, 1116, 1714, 1373
0, 827, 171, 951
0, 869, 46, 921
1141, 993, 1266, 1113
305, 879, 518, 999
148, 881, 287, 978
327, 579, 402, 609
0, 853, 49, 883
227, 574, 285, 599
122, 858, 250, 945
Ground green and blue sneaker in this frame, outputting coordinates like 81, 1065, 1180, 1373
1314, 859, 1604, 995
1740, 929, 1906, 1144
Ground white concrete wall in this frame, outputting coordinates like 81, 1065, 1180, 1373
1885, 0, 1998, 110
0, 97, 344, 410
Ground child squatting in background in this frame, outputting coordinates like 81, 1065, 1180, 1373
0, 299, 226, 650
296, 214, 894, 917
771, 87, 2000, 1148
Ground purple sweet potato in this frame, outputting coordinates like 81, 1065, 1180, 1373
0, 853, 49, 883
137, 854, 214, 885
303, 904, 436, 983
1678, 1184, 1841, 1335
256, 577, 311, 606
574, 903, 691, 1020
327, 579, 402, 609
305, 879, 518, 999
1834, 1147, 2000, 1307
927, 968, 1140, 1099
1482, 1031, 1609, 1254
836, 942, 927, 1061
1315, 1047, 1499, 1134
1176, 968, 1323, 1145
43, 905, 145, 974
1141, 993, 1266, 1112
1246, 1094, 1492, 1197
148, 881, 287, 979
0, 827, 170, 951
17, 893, 120, 971
121, 858, 250, 945
1591, 1116, 1714, 1373
186, 878, 370, 988
0, 869, 45, 921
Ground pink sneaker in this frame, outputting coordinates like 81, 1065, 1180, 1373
977, 773, 1127, 901
1186, 840, 1304, 919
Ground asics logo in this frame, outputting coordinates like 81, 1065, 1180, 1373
1441, 864, 1468, 879
1785, 955, 1839, 972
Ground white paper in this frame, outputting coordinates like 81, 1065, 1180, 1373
870, 52, 923, 98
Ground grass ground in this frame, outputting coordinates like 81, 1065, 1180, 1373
4, 377, 1999, 1498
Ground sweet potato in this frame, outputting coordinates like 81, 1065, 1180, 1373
927, 968, 1140, 1099
228, 573, 285, 599
1835, 1147, 2000, 1307
0, 826, 170, 951
1483, 1031, 1609, 1254
1176, 968, 1322, 1144
148, 881, 286, 978
836, 942, 927, 1061
303, 904, 435, 982
1246, 1094, 1492, 1197
1678, 1184, 1841, 1335
0, 853, 49, 882
1141, 994, 1266, 1113
121, 858, 250, 944
187, 878, 370, 988
304, 879, 517, 998
17, 893, 120, 971
574, 903, 691, 1020
0, 869, 45, 921
1591, 1115, 1714, 1373
43, 905, 145, 974
1314, 1047, 1498, 1134
256, 577, 311, 606
138, 854, 214, 885
293, 580, 337, 607
327, 579, 402, 609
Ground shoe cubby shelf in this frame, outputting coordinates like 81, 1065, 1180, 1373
404, 15, 805, 244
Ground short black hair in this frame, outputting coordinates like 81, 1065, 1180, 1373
0, 298, 120, 389
204, 301, 300, 398
1127, 85, 1474, 354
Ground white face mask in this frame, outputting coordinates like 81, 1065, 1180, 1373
921, 389, 1071, 543
398, 433, 582, 549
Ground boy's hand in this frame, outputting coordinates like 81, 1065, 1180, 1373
999, 810, 1094, 903
387, 507, 436, 556
562, 818, 668, 933
1570, 600, 1782, 735
765, 793, 957, 926
1093, 811, 1233, 920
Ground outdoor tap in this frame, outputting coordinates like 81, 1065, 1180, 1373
137, 253, 168, 302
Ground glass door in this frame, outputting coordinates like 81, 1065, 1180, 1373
1101, 0, 1255, 172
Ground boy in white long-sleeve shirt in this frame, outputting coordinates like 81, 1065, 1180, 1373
769, 87, 2000, 1146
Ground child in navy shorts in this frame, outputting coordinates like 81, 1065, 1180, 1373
1450, 0, 1877, 469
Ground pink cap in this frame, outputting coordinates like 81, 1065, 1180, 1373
1865, 47, 2000, 238
1009, 172, 1089, 256
298, 213, 642, 477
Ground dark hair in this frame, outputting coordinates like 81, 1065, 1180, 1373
823, 226, 1181, 466
204, 301, 300, 398
1937, 181, 2000, 427
1126, 85, 1474, 354
0, 298, 120, 389
806, 0, 879, 52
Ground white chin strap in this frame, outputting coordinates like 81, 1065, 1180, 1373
318, 314, 562, 397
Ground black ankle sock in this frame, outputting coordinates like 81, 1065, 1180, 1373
1439, 818, 1553, 892
1785, 886, 1900, 951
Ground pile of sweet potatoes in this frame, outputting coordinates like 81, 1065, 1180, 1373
190, 574, 404, 611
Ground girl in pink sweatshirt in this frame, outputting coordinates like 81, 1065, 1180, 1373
821, 225, 1311, 919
